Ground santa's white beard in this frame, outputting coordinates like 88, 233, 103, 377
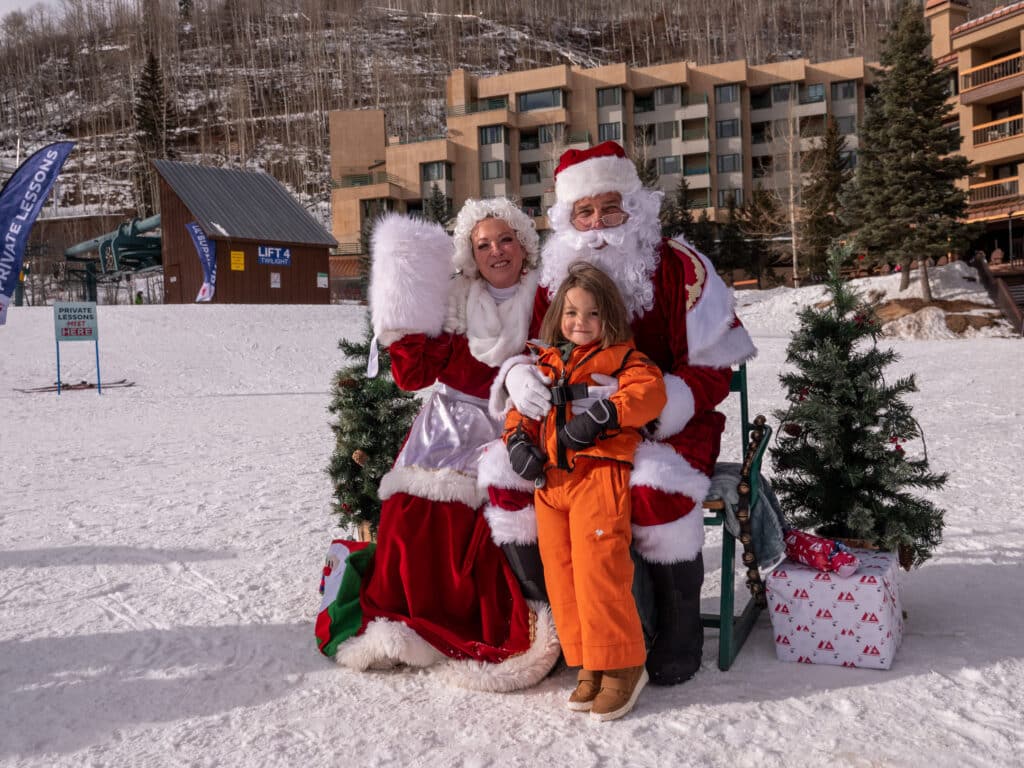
539, 217, 659, 320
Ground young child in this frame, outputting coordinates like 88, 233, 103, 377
503, 262, 666, 722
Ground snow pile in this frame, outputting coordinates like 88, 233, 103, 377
735, 260, 1014, 339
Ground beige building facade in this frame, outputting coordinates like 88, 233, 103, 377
329, 56, 869, 260
928, 0, 1024, 257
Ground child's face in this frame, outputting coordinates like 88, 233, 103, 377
560, 287, 602, 346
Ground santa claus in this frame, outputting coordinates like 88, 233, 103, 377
482, 140, 757, 685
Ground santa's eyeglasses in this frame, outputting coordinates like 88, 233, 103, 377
570, 209, 629, 230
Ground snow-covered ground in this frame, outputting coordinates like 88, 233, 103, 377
2, 263, 1022, 767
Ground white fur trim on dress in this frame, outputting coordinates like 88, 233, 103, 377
487, 353, 537, 421
632, 511, 705, 564
689, 322, 758, 369
483, 503, 538, 545
369, 213, 453, 345
333, 617, 447, 671
334, 604, 561, 693
378, 466, 485, 509
477, 438, 535, 493
630, 440, 712, 503
438, 601, 560, 692
652, 374, 695, 440
555, 155, 641, 204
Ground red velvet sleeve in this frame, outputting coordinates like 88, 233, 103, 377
387, 333, 454, 392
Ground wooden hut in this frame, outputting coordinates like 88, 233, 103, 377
154, 160, 336, 304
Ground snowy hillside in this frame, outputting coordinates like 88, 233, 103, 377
1, 271, 1022, 767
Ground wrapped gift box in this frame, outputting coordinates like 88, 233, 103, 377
765, 548, 903, 669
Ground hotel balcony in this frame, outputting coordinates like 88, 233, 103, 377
968, 176, 1020, 206
960, 53, 1024, 106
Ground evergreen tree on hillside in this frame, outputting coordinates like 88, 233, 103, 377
802, 116, 851, 278
771, 248, 946, 568
327, 319, 419, 537
134, 49, 177, 160
840, 0, 971, 299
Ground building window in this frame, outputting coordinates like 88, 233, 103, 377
517, 88, 562, 112
750, 89, 771, 110
684, 156, 709, 175
655, 85, 681, 106
831, 80, 856, 101
752, 156, 772, 178
799, 83, 825, 104
717, 153, 742, 173
634, 93, 655, 113
657, 155, 682, 175
598, 122, 622, 142
751, 121, 770, 144
656, 120, 679, 142
481, 160, 505, 180
520, 162, 541, 186
420, 161, 451, 182
718, 188, 743, 207
538, 124, 562, 143
597, 87, 621, 107
835, 115, 857, 135
521, 196, 543, 217
772, 83, 793, 104
839, 150, 857, 169
715, 84, 740, 104
520, 131, 540, 151
479, 125, 506, 145
716, 118, 740, 139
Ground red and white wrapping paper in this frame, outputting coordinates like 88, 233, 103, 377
766, 549, 903, 670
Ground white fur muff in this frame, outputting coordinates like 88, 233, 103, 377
369, 213, 454, 347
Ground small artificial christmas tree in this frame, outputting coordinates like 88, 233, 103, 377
770, 249, 947, 568
327, 318, 419, 537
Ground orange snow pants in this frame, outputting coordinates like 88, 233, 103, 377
535, 461, 646, 671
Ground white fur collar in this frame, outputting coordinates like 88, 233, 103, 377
444, 270, 539, 368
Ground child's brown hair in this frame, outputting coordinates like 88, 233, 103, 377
539, 262, 632, 348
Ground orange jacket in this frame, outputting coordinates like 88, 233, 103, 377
504, 340, 666, 471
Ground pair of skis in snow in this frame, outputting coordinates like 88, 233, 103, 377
13, 378, 135, 393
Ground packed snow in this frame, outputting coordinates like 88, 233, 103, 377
1, 263, 1022, 767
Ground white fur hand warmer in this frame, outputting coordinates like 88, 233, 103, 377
369, 213, 454, 346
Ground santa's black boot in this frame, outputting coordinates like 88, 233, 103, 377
645, 555, 705, 686
501, 542, 548, 603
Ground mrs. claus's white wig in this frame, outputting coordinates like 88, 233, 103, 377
451, 197, 540, 279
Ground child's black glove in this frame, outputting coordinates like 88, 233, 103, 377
557, 399, 618, 450
507, 429, 546, 482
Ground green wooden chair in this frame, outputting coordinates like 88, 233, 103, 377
701, 363, 773, 670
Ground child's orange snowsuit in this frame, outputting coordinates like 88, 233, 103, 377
503, 340, 666, 671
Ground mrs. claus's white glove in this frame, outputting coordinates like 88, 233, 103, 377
506, 364, 552, 420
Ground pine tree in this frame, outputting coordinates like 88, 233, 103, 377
661, 174, 694, 240
327, 318, 419, 537
770, 248, 947, 568
715, 194, 746, 277
802, 116, 851, 279
134, 49, 177, 160
422, 182, 450, 225
840, 0, 972, 299
692, 208, 716, 260
739, 187, 786, 285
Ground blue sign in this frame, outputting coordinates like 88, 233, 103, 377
258, 245, 291, 266
186, 221, 217, 302
0, 141, 75, 325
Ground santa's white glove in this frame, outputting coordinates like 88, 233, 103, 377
571, 373, 620, 415
506, 364, 552, 420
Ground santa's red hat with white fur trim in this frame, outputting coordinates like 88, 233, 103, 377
554, 140, 642, 203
